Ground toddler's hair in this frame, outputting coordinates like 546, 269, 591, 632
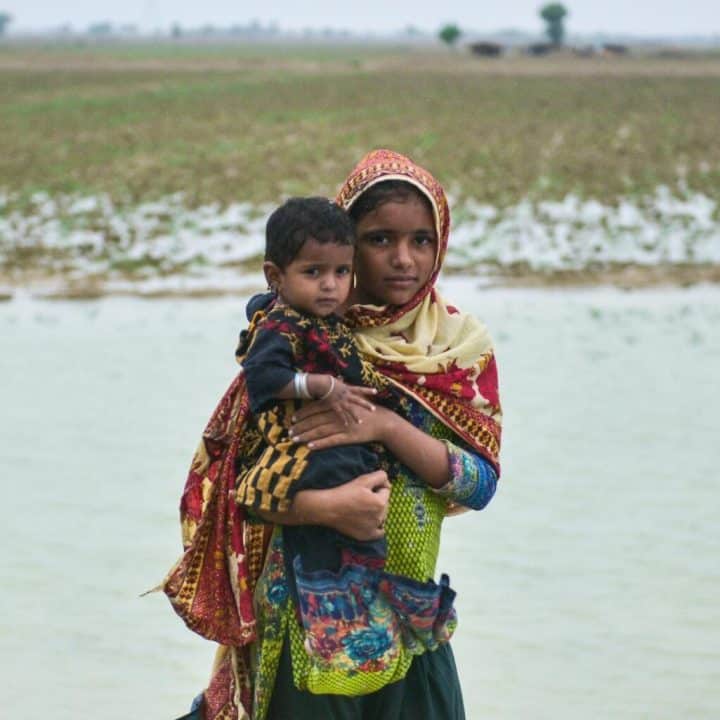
347, 180, 433, 224
265, 197, 354, 269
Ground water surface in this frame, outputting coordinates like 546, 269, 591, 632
2, 281, 718, 719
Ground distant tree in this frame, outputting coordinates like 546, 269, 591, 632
539, 3, 568, 46
438, 23, 462, 48
171, 22, 182, 38
88, 22, 113, 36
0, 12, 12, 36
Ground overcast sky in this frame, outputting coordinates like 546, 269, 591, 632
4, 0, 720, 36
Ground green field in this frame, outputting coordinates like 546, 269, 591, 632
2, 43, 720, 211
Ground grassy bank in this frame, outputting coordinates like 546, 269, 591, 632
1, 44, 719, 211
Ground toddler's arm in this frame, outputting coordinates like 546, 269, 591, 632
275, 372, 377, 425
242, 321, 377, 424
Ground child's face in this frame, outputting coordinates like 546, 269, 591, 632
268, 238, 354, 317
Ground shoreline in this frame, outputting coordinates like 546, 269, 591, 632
2, 264, 719, 302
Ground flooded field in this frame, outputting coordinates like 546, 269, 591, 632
2, 281, 718, 719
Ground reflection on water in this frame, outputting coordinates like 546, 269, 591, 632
2, 282, 719, 719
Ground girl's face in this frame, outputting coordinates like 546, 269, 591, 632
352, 195, 437, 307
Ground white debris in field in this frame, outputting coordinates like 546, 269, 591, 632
1, 188, 718, 291
446, 188, 720, 271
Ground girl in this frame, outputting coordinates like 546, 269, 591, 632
166, 149, 501, 720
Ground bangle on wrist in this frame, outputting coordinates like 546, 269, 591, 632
293, 372, 312, 399
317, 376, 336, 401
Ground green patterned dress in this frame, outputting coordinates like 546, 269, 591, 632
250, 397, 498, 720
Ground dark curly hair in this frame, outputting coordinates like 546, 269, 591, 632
347, 180, 433, 224
265, 197, 354, 269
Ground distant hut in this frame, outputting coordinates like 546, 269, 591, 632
602, 43, 629, 56
572, 45, 596, 58
654, 47, 690, 59
469, 41, 504, 58
526, 42, 554, 56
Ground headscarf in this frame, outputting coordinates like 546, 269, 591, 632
337, 149, 501, 471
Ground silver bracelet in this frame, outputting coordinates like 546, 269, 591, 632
294, 372, 312, 399
317, 376, 336, 401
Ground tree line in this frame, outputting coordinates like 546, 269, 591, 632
439, 4, 569, 48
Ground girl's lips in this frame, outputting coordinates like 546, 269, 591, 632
385, 277, 417, 285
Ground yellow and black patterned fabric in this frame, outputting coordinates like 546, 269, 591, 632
234, 404, 311, 512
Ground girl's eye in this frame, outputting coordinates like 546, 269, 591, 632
303, 268, 320, 277
336, 266, 351, 276
366, 233, 390, 246
415, 234, 435, 247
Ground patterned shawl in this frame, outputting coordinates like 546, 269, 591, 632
162, 371, 267, 718
338, 149, 502, 471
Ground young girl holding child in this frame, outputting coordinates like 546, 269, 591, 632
235, 196, 458, 674
166, 150, 501, 720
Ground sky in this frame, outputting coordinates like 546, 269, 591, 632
3, 0, 719, 37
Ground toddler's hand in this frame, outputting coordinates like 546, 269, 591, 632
322, 377, 377, 426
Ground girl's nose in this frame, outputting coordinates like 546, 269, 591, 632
391, 239, 413, 269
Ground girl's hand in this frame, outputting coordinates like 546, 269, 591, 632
293, 471, 390, 541
321, 377, 378, 426
290, 403, 393, 450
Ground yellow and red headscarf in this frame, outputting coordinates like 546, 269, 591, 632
338, 149, 502, 471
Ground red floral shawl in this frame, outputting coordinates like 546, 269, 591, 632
162, 371, 265, 718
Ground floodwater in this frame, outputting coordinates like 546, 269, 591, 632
2, 280, 719, 719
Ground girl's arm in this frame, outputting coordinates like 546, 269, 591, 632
290, 403, 497, 506
290, 404, 450, 488
256, 470, 391, 541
